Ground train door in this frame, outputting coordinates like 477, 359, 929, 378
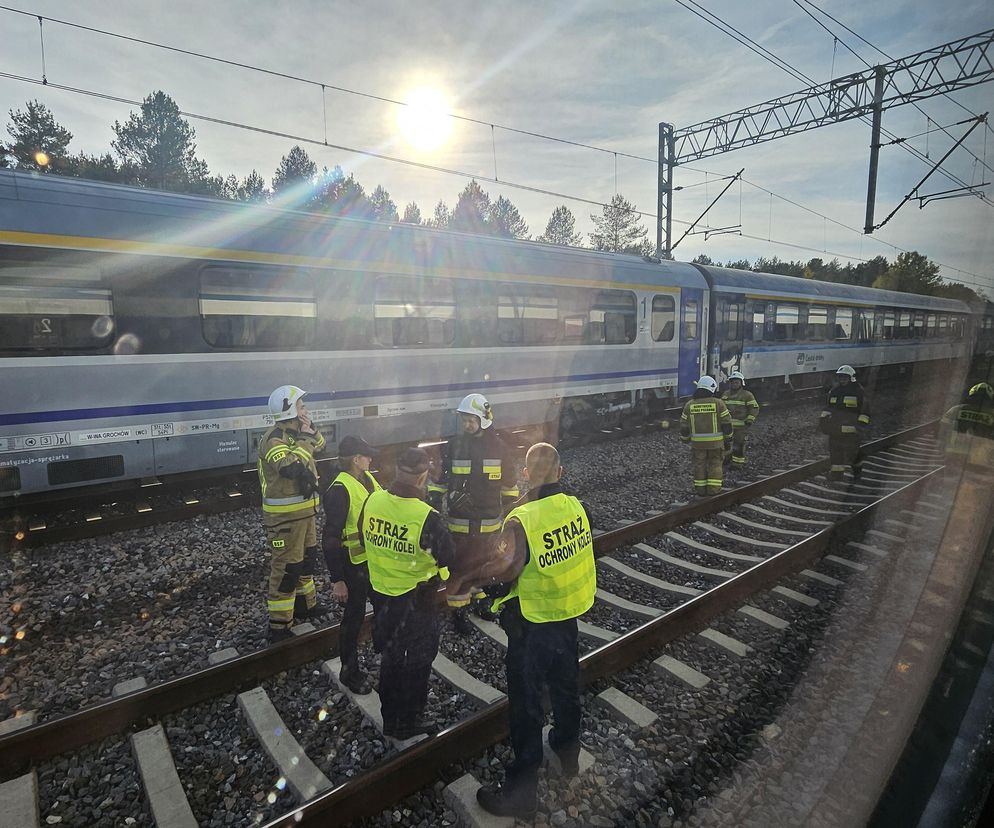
713, 295, 746, 381
678, 289, 704, 395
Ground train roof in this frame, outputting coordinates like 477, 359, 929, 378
0, 170, 706, 292
701, 264, 971, 314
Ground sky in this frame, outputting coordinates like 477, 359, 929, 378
1, 0, 992, 293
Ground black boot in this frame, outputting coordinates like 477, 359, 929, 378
294, 597, 332, 622
452, 607, 472, 637
340, 664, 373, 695
384, 717, 438, 740
476, 782, 537, 819
268, 626, 293, 644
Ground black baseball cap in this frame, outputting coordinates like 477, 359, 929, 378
338, 436, 378, 458
396, 447, 430, 475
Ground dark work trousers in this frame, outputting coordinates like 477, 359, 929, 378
340, 558, 370, 672
500, 602, 581, 797
829, 434, 862, 480
373, 582, 440, 730
451, 532, 498, 625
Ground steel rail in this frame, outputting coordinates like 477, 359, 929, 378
0, 421, 938, 779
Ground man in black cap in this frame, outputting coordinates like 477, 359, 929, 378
322, 435, 381, 694
359, 447, 456, 739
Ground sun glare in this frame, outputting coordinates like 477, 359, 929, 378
397, 87, 453, 152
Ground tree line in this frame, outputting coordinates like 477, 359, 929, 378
1, 91, 981, 301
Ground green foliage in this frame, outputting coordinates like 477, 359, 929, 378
449, 180, 490, 234
539, 205, 581, 246
111, 91, 209, 192
271, 145, 317, 196
589, 194, 652, 255
401, 202, 423, 225
237, 170, 269, 203
488, 195, 529, 239
5, 100, 73, 172
429, 200, 451, 228
873, 251, 943, 295
369, 185, 399, 223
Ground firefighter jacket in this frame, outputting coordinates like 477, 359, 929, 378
359, 480, 456, 596
820, 381, 870, 437
322, 470, 381, 577
721, 388, 760, 428
492, 482, 596, 623
680, 391, 733, 445
428, 428, 520, 535
257, 424, 325, 518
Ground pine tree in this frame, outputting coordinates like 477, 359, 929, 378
449, 180, 490, 234
237, 170, 269, 202
112, 91, 209, 192
272, 145, 317, 195
873, 251, 942, 295
65, 152, 120, 182
370, 185, 399, 223
691, 254, 716, 266
401, 202, 423, 225
488, 195, 529, 239
5, 100, 73, 172
588, 194, 652, 255
429, 200, 451, 228
538, 205, 581, 246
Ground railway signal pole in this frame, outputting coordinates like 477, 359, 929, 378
657, 28, 994, 257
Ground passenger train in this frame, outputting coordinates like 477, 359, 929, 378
0, 170, 983, 498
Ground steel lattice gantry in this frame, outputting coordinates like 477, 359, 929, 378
657, 28, 994, 255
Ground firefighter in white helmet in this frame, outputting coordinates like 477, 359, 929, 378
258, 385, 328, 642
819, 365, 870, 481
680, 376, 733, 496
428, 393, 519, 634
720, 371, 760, 469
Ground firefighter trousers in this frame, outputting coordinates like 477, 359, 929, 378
500, 603, 580, 799
692, 444, 725, 495
264, 513, 317, 630
731, 427, 749, 466
340, 558, 370, 672
828, 435, 862, 480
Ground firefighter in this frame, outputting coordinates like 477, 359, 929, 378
461, 442, 596, 819
721, 371, 760, 468
680, 376, 734, 496
360, 447, 456, 740
321, 435, 381, 695
938, 382, 994, 469
819, 365, 870, 481
258, 385, 328, 643
427, 393, 519, 635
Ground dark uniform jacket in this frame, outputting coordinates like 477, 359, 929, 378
321, 472, 377, 582
429, 429, 519, 527
821, 381, 870, 436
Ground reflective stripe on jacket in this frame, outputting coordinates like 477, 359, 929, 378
680, 398, 733, 444
257, 425, 325, 514
721, 389, 759, 428
493, 493, 596, 623
331, 470, 381, 564
363, 490, 441, 596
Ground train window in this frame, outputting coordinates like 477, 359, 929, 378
773, 304, 799, 341
498, 285, 559, 345
950, 316, 964, 338
897, 311, 912, 339
715, 299, 743, 341
682, 300, 699, 340
806, 306, 829, 341
750, 305, 765, 341
877, 311, 897, 340
200, 268, 315, 349
912, 312, 926, 338
834, 308, 853, 340
0, 283, 114, 351
374, 276, 455, 347
651, 295, 676, 342
585, 290, 636, 345
857, 310, 875, 343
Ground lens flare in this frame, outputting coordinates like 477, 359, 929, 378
397, 87, 453, 152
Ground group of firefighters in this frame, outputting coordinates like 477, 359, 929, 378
255, 365, 991, 818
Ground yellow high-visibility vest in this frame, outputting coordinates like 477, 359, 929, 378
363, 490, 440, 596
493, 493, 596, 623
331, 471, 382, 565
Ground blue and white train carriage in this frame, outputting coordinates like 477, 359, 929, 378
0, 171, 708, 497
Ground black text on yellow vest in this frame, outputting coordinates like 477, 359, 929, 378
363, 490, 440, 596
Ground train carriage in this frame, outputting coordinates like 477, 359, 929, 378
0, 171, 708, 497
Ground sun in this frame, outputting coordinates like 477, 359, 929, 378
397, 87, 453, 152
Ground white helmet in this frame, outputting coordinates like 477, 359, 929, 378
696, 376, 718, 394
836, 365, 856, 378
268, 385, 306, 421
456, 393, 494, 429
729, 371, 745, 384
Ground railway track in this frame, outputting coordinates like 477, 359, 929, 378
0, 420, 967, 827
